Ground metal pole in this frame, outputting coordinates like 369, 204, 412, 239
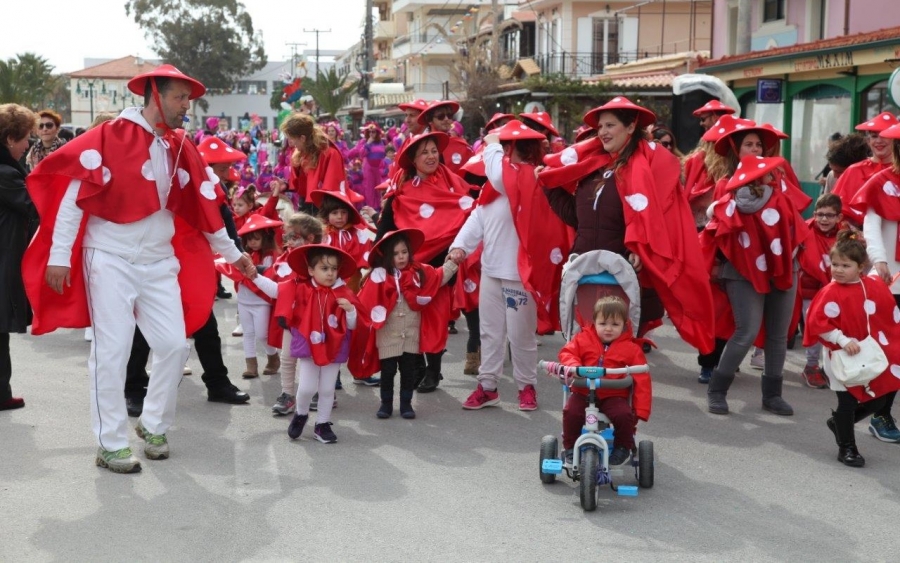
303, 28, 332, 78
89, 81, 94, 122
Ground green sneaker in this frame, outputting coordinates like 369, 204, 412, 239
869, 415, 900, 443
95, 447, 142, 474
135, 423, 170, 460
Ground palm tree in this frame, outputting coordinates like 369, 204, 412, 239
0, 53, 64, 110
302, 67, 354, 119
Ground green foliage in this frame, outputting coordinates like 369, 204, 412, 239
0, 53, 66, 111
301, 67, 353, 119
125, 0, 267, 103
522, 73, 615, 135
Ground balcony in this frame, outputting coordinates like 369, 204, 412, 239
535, 50, 664, 77
392, 32, 457, 58
374, 20, 396, 41
373, 61, 397, 81
391, 0, 450, 14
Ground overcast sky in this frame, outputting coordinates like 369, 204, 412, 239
2, 0, 367, 73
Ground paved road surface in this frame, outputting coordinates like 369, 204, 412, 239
2, 299, 897, 562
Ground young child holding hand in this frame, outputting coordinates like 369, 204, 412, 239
558, 296, 652, 466
803, 230, 900, 467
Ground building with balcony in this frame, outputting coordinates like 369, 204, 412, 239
69, 56, 158, 127
700, 0, 900, 196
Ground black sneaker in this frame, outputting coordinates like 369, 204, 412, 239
125, 396, 144, 418
335, 373, 343, 390
216, 286, 232, 299
563, 449, 574, 466
314, 422, 338, 444
288, 413, 308, 440
608, 446, 631, 466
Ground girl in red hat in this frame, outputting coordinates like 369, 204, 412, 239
833, 112, 899, 225
804, 230, 900, 465
312, 190, 373, 290
235, 214, 283, 378
700, 155, 809, 416
274, 245, 365, 444
355, 228, 459, 419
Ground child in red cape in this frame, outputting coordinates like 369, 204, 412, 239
796, 194, 843, 389
354, 229, 458, 419
274, 245, 366, 444
558, 296, 651, 466
235, 214, 282, 378
803, 230, 900, 467
312, 189, 373, 289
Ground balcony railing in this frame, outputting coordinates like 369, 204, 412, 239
534, 50, 664, 76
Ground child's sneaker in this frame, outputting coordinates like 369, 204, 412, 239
309, 393, 337, 411
563, 449, 574, 466
288, 413, 308, 439
802, 365, 829, 389
353, 376, 381, 386
272, 393, 296, 416
135, 423, 170, 460
95, 447, 142, 474
314, 422, 338, 444
335, 373, 343, 390
462, 384, 500, 410
869, 415, 900, 443
698, 367, 713, 384
608, 446, 631, 466
518, 385, 538, 411
749, 349, 764, 370
231, 324, 243, 337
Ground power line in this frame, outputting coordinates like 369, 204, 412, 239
303, 28, 332, 78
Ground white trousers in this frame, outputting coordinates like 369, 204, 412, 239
83, 249, 190, 451
238, 301, 276, 358
280, 330, 298, 395
295, 358, 340, 424
477, 275, 538, 391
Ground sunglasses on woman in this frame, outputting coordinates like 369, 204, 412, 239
431, 112, 452, 121
38, 122, 57, 130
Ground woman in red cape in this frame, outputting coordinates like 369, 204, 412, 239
375, 130, 478, 392
540, 96, 714, 355
700, 156, 809, 416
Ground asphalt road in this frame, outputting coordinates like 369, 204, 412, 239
2, 299, 897, 562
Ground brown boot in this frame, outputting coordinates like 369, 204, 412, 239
263, 353, 281, 375
464, 350, 480, 375
242, 357, 259, 379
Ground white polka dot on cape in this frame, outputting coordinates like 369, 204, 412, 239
738, 232, 750, 248
624, 193, 648, 212
550, 247, 564, 265
459, 195, 474, 210
419, 203, 435, 219
309, 331, 324, 344
463, 279, 477, 293
824, 301, 840, 318
878, 331, 889, 346
370, 267, 387, 284
760, 208, 780, 226
276, 263, 292, 277
199, 181, 217, 200
356, 228, 369, 243
864, 299, 876, 315
890, 364, 900, 378
327, 314, 339, 329
560, 147, 578, 166
894, 306, 900, 323
140, 160, 154, 181
416, 296, 432, 305
755, 254, 767, 271
79, 149, 102, 170
371, 305, 387, 323
177, 168, 190, 189
770, 238, 783, 255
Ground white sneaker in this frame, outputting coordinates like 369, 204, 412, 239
231, 324, 243, 337
84, 327, 94, 342
183, 365, 192, 376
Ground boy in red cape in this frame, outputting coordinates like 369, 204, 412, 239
22, 66, 256, 473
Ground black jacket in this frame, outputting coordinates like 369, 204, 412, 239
0, 146, 38, 333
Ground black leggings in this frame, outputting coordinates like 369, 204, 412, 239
464, 308, 480, 353
380, 353, 422, 393
835, 390, 895, 421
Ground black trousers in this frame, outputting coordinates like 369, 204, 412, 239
0, 333, 11, 403
836, 390, 895, 421
463, 308, 480, 353
125, 311, 232, 399
380, 353, 422, 393
698, 338, 729, 369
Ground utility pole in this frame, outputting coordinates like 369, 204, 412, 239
303, 28, 332, 78
285, 42, 308, 79
491, 0, 500, 67
736, 0, 751, 55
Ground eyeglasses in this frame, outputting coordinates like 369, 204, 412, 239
814, 212, 838, 219
660, 141, 673, 148
431, 112, 452, 121
38, 122, 56, 130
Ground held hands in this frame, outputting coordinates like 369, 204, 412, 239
628, 253, 643, 273
874, 262, 892, 285
843, 340, 861, 356
447, 247, 466, 265
534, 165, 545, 179
484, 133, 500, 146
269, 180, 283, 199
45, 265, 71, 295
235, 253, 257, 279
336, 298, 354, 312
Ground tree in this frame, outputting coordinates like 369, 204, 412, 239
301, 67, 354, 119
125, 0, 267, 113
0, 53, 65, 110
522, 73, 614, 135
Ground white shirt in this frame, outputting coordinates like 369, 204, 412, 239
863, 208, 900, 294
49, 107, 241, 267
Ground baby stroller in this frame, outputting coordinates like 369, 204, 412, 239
538, 250, 654, 511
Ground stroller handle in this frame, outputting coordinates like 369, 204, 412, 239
539, 361, 647, 389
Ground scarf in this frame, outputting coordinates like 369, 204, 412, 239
25, 136, 66, 171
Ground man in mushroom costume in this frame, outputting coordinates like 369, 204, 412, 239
23, 65, 256, 473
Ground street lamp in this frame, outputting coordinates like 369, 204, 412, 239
75, 78, 107, 122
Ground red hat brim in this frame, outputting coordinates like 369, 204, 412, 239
237, 214, 284, 236
496, 120, 548, 142
713, 126, 780, 156
398, 99, 430, 113
855, 111, 899, 132
583, 97, 656, 130
723, 156, 786, 192
396, 131, 450, 170
286, 244, 358, 280
309, 190, 366, 227
127, 64, 206, 99
368, 229, 426, 268
417, 101, 461, 127
519, 113, 560, 137
485, 113, 514, 132
198, 138, 247, 164
460, 151, 486, 177
692, 101, 736, 117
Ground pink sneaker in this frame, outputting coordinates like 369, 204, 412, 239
462, 384, 500, 410
518, 384, 538, 411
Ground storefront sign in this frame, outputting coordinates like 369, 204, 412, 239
757, 79, 783, 103
794, 51, 854, 72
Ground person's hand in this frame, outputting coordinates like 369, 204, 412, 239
628, 253, 643, 273
336, 298, 354, 312
874, 261, 891, 284
448, 248, 466, 265
534, 165, 545, 179
235, 253, 257, 279
360, 205, 376, 221
45, 265, 71, 295
269, 179, 283, 199
843, 340, 861, 356
484, 133, 500, 146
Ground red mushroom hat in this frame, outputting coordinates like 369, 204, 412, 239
198, 136, 247, 164
367, 228, 426, 268
519, 112, 560, 137
396, 131, 450, 169
237, 214, 284, 236
692, 100, 736, 117
855, 111, 899, 132
416, 100, 461, 127
127, 64, 205, 99
724, 155, 787, 192
286, 244, 358, 279
583, 96, 656, 130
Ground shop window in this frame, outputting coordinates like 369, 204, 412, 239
763, 0, 785, 22
861, 80, 900, 121
791, 85, 851, 184
236, 80, 268, 95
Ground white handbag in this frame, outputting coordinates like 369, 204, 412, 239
829, 282, 888, 396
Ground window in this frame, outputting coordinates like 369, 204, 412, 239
235, 80, 267, 95
791, 85, 851, 184
763, 0, 786, 22
862, 80, 900, 121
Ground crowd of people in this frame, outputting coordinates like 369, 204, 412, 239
2, 64, 900, 476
